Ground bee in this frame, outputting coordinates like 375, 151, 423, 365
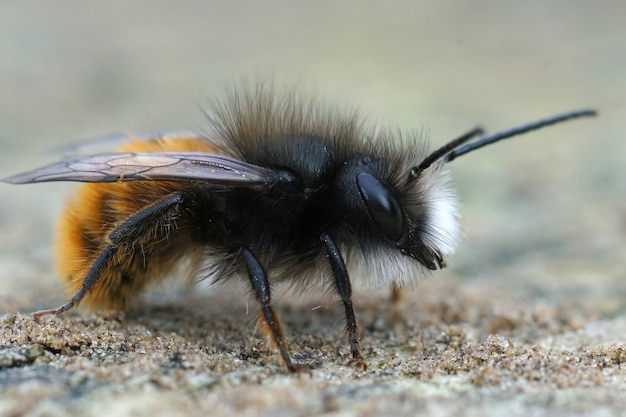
2, 85, 596, 372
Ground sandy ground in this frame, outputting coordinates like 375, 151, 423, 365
0, 1, 625, 416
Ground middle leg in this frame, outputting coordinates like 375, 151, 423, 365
241, 247, 304, 373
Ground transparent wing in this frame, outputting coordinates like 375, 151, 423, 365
48, 130, 208, 154
3, 152, 273, 189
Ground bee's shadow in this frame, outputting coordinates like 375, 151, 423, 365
123, 292, 354, 347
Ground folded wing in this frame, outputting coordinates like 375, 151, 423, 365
3, 152, 273, 190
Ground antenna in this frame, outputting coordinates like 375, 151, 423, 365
445, 109, 597, 163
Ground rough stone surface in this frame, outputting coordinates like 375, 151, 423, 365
0, 1, 624, 416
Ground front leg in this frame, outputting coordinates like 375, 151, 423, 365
320, 233, 367, 370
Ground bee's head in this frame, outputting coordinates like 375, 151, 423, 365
335, 140, 465, 270
336, 110, 596, 269
339, 108, 598, 271
354, 170, 453, 270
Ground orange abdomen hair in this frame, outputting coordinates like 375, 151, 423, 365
55, 137, 220, 310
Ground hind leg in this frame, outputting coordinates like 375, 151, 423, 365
34, 193, 184, 319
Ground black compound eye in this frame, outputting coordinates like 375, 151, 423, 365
356, 172, 405, 242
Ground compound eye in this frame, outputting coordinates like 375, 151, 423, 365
356, 172, 405, 242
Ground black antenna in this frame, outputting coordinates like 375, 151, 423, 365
445, 109, 597, 163
410, 127, 484, 178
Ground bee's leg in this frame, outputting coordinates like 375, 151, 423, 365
33, 246, 118, 319
390, 283, 405, 305
34, 193, 184, 319
241, 247, 305, 373
320, 233, 367, 371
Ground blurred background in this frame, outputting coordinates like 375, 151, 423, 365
0, 1, 624, 314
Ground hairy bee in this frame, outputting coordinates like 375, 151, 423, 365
2, 85, 596, 372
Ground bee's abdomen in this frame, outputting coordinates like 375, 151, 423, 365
55, 137, 220, 310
